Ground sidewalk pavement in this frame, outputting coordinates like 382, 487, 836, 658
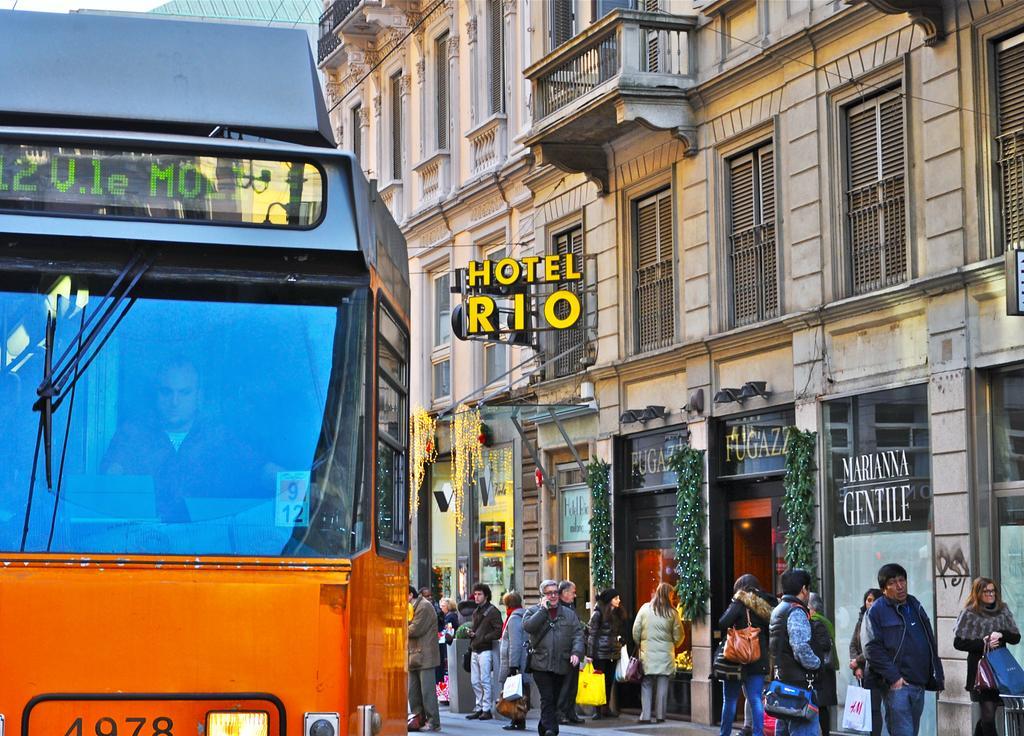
432, 706, 722, 736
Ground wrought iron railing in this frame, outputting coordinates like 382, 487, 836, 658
530, 10, 695, 121
847, 173, 906, 295
317, 0, 360, 63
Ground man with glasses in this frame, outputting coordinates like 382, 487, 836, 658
524, 580, 585, 736
863, 563, 944, 736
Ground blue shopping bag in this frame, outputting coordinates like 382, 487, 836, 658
988, 647, 1024, 695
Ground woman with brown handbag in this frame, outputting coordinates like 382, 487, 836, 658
717, 574, 776, 736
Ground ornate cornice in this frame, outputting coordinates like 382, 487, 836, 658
861, 0, 945, 46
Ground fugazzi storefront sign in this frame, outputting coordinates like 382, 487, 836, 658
837, 449, 931, 535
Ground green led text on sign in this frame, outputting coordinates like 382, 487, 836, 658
0, 143, 324, 228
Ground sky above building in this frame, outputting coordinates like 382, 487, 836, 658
2, 0, 162, 11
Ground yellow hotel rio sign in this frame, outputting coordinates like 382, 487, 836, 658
463, 253, 582, 335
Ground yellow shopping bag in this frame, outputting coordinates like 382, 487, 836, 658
576, 662, 608, 707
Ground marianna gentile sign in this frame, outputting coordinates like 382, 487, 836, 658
836, 449, 931, 536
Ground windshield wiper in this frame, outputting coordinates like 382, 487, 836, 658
34, 246, 157, 488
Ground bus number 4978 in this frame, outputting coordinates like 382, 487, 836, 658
64, 717, 174, 736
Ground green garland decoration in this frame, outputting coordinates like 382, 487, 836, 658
668, 447, 709, 621
588, 458, 613, 593
783, 428, 818, 581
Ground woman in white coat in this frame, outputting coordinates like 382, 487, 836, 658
631, 582, 682, 723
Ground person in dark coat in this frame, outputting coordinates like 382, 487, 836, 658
954, 577, 1021, 736
809, 593, 838, 735
848, 588, 883, 736
409, 586, 443, 731
523, 580, 585, 736
587, 588, 628, 719
467, 583, 503, 720
717, 574, 776, 736
555, 580, 584, 724
863, 563, 944, 736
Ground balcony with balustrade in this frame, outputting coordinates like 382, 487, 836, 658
523, 9, 698, 192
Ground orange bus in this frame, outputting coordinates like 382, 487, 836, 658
0, 11, 409, 736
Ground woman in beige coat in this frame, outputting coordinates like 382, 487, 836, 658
631, 582, 683, 723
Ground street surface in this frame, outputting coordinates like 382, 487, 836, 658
433, 706, 719, 736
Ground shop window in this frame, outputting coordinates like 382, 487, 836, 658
727, 142, 778, 327
376, 302, 409, 554
993, 368, 1024, 482
995, 32, 1024, 253
823, 384, 935, 735
633, 188, 674, 353
430, 460, 457, 600
476, 445, 516, 606
845, 89, 907, 295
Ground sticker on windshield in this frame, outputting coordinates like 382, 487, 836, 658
275, 471, 310, 528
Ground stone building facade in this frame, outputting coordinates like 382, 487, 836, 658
320, 0, 1024, 731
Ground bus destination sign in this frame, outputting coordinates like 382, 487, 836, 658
0, 142, 324, 228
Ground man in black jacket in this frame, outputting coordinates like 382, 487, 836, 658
863, 563, 944, 736
768, 568, 821, 736
555, 580, 584, 724
524, 580, 585, 736
467, 582, 503, 720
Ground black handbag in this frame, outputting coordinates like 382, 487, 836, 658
462, 649, 472, 673
712, 641, 743, 681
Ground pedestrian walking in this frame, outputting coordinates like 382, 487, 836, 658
953, 577, 1021, 736
767, 568, 821, 736
632, 582, 683, 724
408, 586, 442, 731
555, 580, 584, 724
587, 588, 628, 719
808, 593, 838, 735
523, 579, 585, 736
499, 590, 531, 732
717, 574, 776, 736
863, 563, 944, 736
466, 582, 503, 720
438, 598, 460, 706
848, 588, 883, 736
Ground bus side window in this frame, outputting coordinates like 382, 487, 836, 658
375, 300, 409, 555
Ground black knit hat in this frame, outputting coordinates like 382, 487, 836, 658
598, 588, 619, 605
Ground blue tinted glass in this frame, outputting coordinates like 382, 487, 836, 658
0, 275, 367, 557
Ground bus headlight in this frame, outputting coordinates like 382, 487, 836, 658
305, 713, 339, 736
206, 712, 268, 736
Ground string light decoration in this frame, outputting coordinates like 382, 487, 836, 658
588, 458, 613, 593
488, 446, 514, 497
783, 428, 818, 581
451, 404, 485, 534
668, 447, 709, 622
409, 408, 438, 515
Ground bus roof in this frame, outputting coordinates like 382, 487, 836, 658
0, 10, 333, 148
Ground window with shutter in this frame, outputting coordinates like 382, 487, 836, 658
643, 0, 660, 72
552, 227, 585, 377
634, 189, 674, 353
436, 32, 450, 151
845, 90, 907, 295
727, 143, 778, 327
997, 32, 1024, 253
350, 104, 362, 164
550, 0, 574, 50
391, 72, 402, 180
488, 0, 505, 116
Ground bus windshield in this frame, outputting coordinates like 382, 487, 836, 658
0, 262, 368, 558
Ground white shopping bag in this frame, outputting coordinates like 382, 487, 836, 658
615, 645, 630, 682
502, 673, 524, 700
842, 683, 872, 733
